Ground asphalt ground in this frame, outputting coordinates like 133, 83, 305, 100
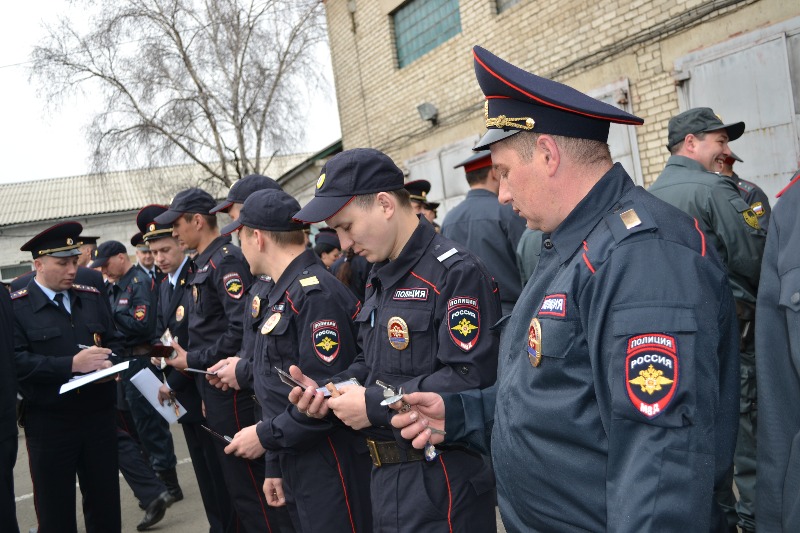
13, 425, 507, 532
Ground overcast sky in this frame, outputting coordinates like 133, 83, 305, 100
0, 1, 341, 185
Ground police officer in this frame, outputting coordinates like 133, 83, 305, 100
13, 222, 122, 532
312, 228, 342, 269
90, 240, 183, 501
720, 151, 772, 229
756, 172, 800, 531
649, 108, 765, 533
443, 149, 527, 314
77, 235, 100, 268
139, 204, 234, 532
207, 174, 282, 400
0, 287, 19, 533
221, 189, 373, 532
403, 179, 438, 224
391, 46, 740, 532
131, 232, 165, 283
157, 188, 288, 532
330, 250, 371, 303
290, 148, 501, 532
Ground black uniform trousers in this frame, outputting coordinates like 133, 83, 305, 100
0, 434, 18, 533
279, 430, 373, 533
24, 405, 120, 533
116, 409, 167, 507
370, 449, 495, 533
201, 381, 294, 533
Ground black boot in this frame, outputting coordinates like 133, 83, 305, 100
157, 467, 184, 502
137, 491, 169, 531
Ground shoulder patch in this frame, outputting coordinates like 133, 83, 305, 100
10, 288, 28, 300
751, 202, 765, 217
134, 305, 147, 321
626, 334, 678, 419
223, 272, 244, 299
447, 296, 480, 352
312, 319, 340, 365
743, 209, 760, 230
73, 284, 100, 294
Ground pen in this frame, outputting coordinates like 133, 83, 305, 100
77, 344, 121, 358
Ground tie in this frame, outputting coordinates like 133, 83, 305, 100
150, 270, 156, 280
53, 293, 70, 315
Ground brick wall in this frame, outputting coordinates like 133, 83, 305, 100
325, 0, 798, 184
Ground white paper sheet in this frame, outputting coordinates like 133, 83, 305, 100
59, 360, 130, 394
130, 367, 187, 424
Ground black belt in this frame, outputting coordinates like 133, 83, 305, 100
366, 439, 425, 467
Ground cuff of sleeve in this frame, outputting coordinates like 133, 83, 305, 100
264, 452, 281, 478
256, 419, 273, 450
365, 386, 388, 428
235, 359, 253, 390
442, 392, 466, 443
186, 350, 201, 369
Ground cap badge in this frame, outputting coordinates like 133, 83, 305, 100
93, 333, 102, 347
149, 223, 156, 232
261, 312, 282, 335
251, 296, 261, 318
175, 305, 185, 322
484, 101, 535, 131
316, 173, 326, 189
527, 317, 542, 367
388, 316, 410, 350
66, 238, 73, 245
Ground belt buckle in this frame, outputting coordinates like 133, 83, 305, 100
366, 439, 382, 467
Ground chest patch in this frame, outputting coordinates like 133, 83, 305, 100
538, 293, 566, 317
272, 303, 285, 313
393, 288, 429, 301
625, 334, 678, 419
118, 298, 129, 306
447, 297, 480, 352
223, 272, 244, 299
312, 319, 340, 365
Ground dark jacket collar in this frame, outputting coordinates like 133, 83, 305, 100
193, 235, 232, 269
550, 162, 634, 265
369, 217, 437, 292
268, 248, 322, 306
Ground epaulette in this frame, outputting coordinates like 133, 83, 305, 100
73, 284, 100, 294
604, 203, 657, 244
10, 288, 28, 300
298, 275, 321, 293
222, 246, 230, 254
737, 180, 755, 193
434, 246, 463, 269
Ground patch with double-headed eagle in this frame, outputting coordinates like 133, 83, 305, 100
134, 305, 147, 321
447, 296, 480, 352
626, 334, 678, 419
312, 319, 340, 365
223, 272, 244, 299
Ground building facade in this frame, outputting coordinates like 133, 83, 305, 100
324, 0, 800, 218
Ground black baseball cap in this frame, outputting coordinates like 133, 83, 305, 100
89, 240, 128, 268
473, 46, 644, 150
221, 189, 304, 236
154, 188, 217, 225
21, 221, 84, 259
314, 227, 340, 249
210, 174, 282, 214
293, 148, 405, 223
666, 107, 745, 151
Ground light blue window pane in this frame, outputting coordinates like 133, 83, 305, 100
394, 0, 462, 68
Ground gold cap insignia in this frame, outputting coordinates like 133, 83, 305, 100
317, 173, 326, 189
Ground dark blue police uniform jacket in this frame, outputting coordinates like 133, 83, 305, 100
253, 248, 372, 533
235, 274, 274, 390
442, 163, 740, 532
755, 179, 800, 531
441, 188, 526, 313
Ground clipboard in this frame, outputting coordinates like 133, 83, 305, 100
130, 367, 187, 423
59, 360, 130, 394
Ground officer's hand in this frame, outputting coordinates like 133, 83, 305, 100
72, 346, 112, 373
157, 384, 173, 406
205, 358, 228, 391
210, 357, 239, 390
224, 424, 265, 460
263, 478, 286, 507
328, 385, 371, 430
287, 365, 329, 418
94, 360, 117, 383
164, 340, 188, 369
390, 392, 446, 448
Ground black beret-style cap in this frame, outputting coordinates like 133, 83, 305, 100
666, 107, 745, 151
89, 240, 128, 268
221, 189, 304, 236
21, 221, 84, 259
154, 188, 217, 225
293, 148, 405, 223
404, 180, 431, 203
210, 174, 282, 214
472, 46, 644, 149
136, 204, 174, 243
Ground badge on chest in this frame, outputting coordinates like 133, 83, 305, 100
261, 312, 282, 335
388, 317, 410, 350
527, 317, 542, 367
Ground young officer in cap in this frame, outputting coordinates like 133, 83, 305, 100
221, 189, 373, 533
206, 174, 283, 402
12, 222, 122, 532
443, 149, 527, 314
403, 179, 438, 225
755, 174, 800, 531
139, 204, 235, 532
312, 227, 342, 268
157, 188, 290, 532
77, 235, 100, 267
290, 148, 502, 532
648, 107, 765, 533
391, 46, 740, 532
